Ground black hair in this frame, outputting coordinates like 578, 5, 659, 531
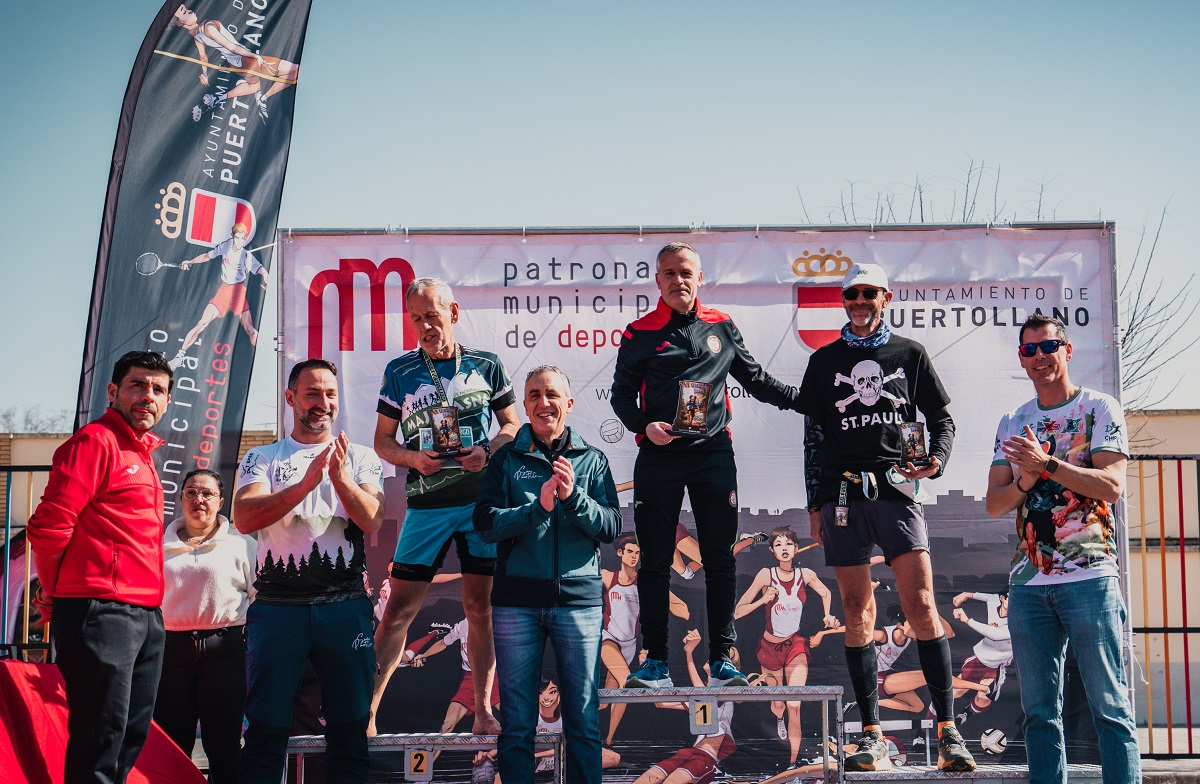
288, 359, 338, 390
111, 351, 174, 392
1018, 313, 1068, 345
183, 468, 224, 496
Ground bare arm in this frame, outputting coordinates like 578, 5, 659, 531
804, 568, 841, 628
669, 591, 690, 620
233, 444, 330, 534
985, 463, 1025, 519
733, 569, 772, 620
490, 404, 520, 450
192, 39, 210, 84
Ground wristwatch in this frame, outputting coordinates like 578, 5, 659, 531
1041, 458, 1059, 480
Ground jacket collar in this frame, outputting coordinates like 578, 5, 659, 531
513, 423, 590, 457
100, 407, 165, 454
657, 296, 716, 323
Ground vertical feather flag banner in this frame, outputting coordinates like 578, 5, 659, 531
76, 0, 313, 518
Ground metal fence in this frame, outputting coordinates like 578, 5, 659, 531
1, 464, 52, 661
1130, 455, 1199, 759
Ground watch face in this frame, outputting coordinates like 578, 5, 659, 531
1047, 458, 1059, 473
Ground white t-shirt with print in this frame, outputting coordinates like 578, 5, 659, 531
236, 436, 383, 603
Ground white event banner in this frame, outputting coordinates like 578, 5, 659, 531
279, 226, 1118, 512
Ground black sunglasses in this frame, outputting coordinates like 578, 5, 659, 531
842, 287, 883, 301
1018, 339, 1067, 358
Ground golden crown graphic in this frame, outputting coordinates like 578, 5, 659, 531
156, 182, 187, 239
792, 248, 853, 278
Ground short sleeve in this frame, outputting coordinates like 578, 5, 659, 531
207, 239, 228, 261
377, 364, 403, 420
1090, 394, 1129, 456
444, 620, 466, 646
488, 357, 516, 411
352, 446, 385, 490
236, 447, 270, 491
991, 413, 1012, 467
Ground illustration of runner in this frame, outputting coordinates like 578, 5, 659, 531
734, 527, 840, 765
631, 630, 743, 784
601, 534, 690, 745
410, 618, 501, 734
949, 591, 1012, 724
167, 222, 268, 369
171, 5, 300, 119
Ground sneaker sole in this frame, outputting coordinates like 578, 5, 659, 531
844, 752, 892, 772
707, 676, 749, 688
624, 677, 673, 689
938, 757, 977, 772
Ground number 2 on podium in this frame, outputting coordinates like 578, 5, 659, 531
406, 747, 434, 781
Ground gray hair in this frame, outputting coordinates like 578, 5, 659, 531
406, 277, 455, 309
656, 241, 701, 271
525, 365, 571, 394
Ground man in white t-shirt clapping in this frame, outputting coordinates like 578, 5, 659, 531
233, 359, 384, 784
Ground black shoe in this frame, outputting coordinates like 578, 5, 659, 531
844, 730, 892, 772
938, 725, 977, 772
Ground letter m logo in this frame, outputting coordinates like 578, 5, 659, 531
307, 258, 417, 358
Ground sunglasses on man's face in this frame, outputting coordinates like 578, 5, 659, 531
1018, 339, 1067, 358
842, 287, 883, 301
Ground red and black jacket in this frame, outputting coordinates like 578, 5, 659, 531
611, 297, 802, 450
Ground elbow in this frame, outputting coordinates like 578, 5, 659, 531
983, 497, 1006, 519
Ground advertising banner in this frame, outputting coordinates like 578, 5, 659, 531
281, 226, 1118, 770
76, 0, 313, 518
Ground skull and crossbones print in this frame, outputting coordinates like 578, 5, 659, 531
834, 360, 907, 412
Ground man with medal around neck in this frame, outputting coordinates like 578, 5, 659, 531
369, 277, 520, 736
796, 262, 975, 772
610, 241, 804, 690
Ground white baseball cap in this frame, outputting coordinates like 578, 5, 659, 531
841, 262, 889, 291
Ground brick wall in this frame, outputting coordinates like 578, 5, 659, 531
0, 434, 11, 522
237, 430, 278, 462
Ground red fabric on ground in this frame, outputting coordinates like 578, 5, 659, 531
0, 660, 205, 784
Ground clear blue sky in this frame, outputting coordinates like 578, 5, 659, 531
2, 0, 1197, 428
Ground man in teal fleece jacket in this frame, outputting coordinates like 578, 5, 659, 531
474, 365, 621, 784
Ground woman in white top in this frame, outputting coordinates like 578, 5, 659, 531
154, 469, 257, 784
172, 5, 300, 118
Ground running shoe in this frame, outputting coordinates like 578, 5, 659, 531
844, 730, 892, 772
708, 659, 749, 687
776, 716, 788, 740
625, 657, 673, 688
937, 725, 977, 772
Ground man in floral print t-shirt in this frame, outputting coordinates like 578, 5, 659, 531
985, 314, 1139, 784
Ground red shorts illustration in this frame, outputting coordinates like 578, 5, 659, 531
209, 282, 249, 316
757, 633, 810, 671
449, 670, 501, 713
653, 747, 721, 784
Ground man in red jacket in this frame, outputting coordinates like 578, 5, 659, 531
28, 351, 173, 784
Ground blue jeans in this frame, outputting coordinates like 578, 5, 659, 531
493, 604, 603, 784
1009, 577, 1140, 784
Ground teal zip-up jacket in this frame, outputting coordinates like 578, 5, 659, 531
474, 424, 622, 607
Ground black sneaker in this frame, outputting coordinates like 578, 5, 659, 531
844, 730, 892, 771
938, 725, 977, 772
